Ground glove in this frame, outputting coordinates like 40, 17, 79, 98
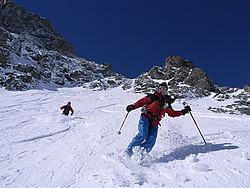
185, 106, 191, 112
181, 106, 191, 114
126, 104, 136, 112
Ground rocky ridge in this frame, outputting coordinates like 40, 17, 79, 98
0, 0, 249, 115
209, 85, 250, 115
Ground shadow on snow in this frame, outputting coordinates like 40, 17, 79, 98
155, 143, 239, 163
15, 126, 71, 143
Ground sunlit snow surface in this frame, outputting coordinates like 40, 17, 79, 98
0, 86, 250, 188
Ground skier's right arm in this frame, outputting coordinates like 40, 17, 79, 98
126, 94, 155, 112
60, 105, 66, 110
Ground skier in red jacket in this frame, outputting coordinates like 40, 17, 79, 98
125, 82, 191, 156
60, 102, 74, 116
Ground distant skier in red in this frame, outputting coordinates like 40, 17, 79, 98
60, 102, 74, 116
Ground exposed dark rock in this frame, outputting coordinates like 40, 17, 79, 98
244, 85, 250, 92
164, 55, 194, 70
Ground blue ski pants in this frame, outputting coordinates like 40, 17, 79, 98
127, 115, 158, 153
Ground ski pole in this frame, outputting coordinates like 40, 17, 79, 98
117, 112, 129, 135
183, 102, 207, 145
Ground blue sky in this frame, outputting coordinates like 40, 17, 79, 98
13, 0, 249, 88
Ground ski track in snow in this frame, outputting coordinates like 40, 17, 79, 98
0, 87, 250, 188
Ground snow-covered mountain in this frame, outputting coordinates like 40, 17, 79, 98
0, 86, 250, 187
1, 0, 249, 116
1, 1, 250, 187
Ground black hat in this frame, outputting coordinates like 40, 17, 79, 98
159, 82, 168, 89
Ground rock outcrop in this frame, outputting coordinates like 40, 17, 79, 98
133, 55, 219, 98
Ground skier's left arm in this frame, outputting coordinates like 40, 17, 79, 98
70, 107, 74, 115
164, 105, 191, 117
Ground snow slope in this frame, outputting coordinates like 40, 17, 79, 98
0, 86, 250, 188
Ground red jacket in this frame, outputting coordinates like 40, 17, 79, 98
60, 104, 74, 115
134, 91, 184, 126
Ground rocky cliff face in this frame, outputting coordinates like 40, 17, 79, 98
0, 0, 75, 58
0, 0, 118, 90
